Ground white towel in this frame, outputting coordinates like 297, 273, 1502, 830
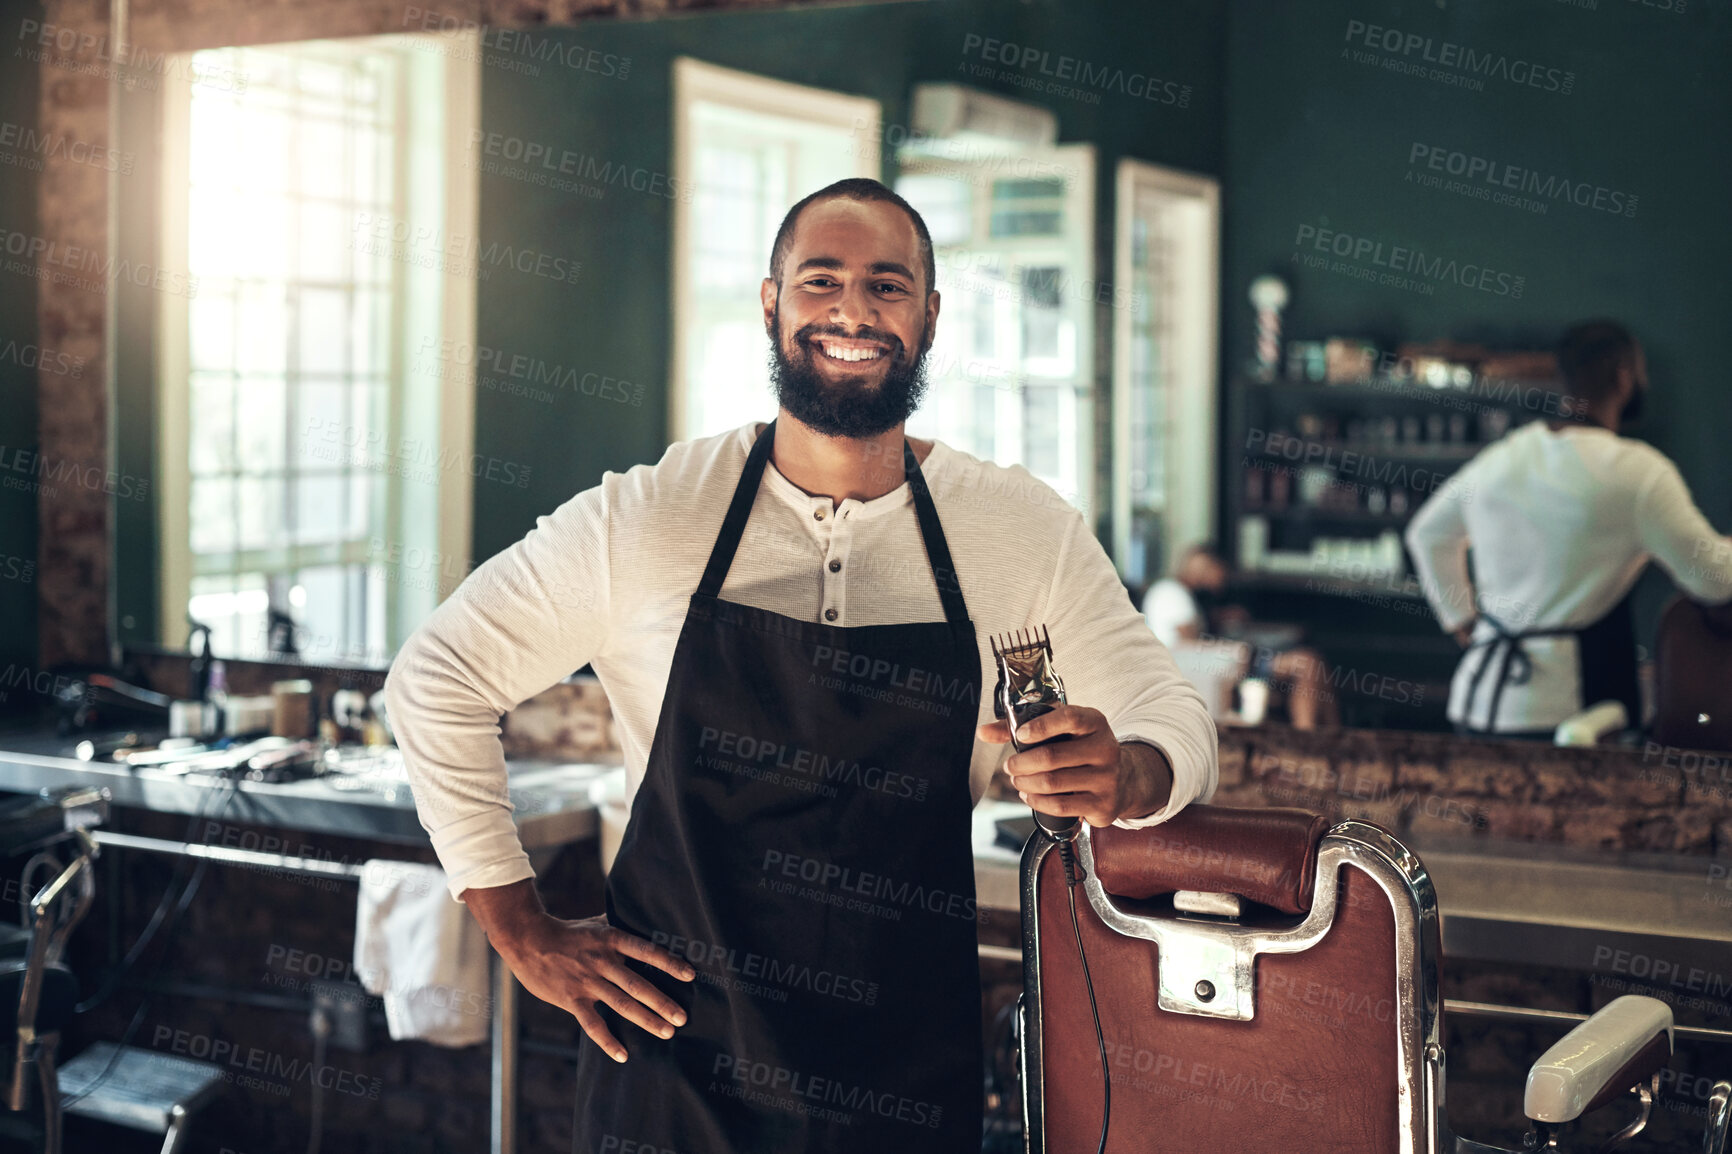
353, 860, 492, 1047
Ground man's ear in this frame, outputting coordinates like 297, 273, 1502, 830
760, 277, 778, 327
1615, 359, 1632, 395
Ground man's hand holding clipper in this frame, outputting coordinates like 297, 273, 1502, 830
977, 705, 1175, 828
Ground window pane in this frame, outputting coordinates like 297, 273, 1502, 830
235, 476, 286, 550
235, 375, 287, 476
297, 381, 347, 466
895, 174, 971, 247
189, 477, 236, 554
188, 372, 236, 477
354, 125, 384, 206
349, 472, 375, 540
187, 96, 238, 189
235, 194, 293, 282
293, 473, 346, 544
189, 293, 235, 372
298, 117, 348, 201
352, 290, 383, 376
236, 109, 292, 197
299, 200, 349, 282
293, 565, 351, 662
189, 572, 268, 658
176, 38, 449, 663
235, 282, 289, 375
298, 287, 349, 376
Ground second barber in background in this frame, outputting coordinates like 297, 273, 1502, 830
1406, 320, 1732, 736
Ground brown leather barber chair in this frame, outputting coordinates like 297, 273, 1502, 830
1017, 806, 1731, 1154
1653, 593, 1732, 752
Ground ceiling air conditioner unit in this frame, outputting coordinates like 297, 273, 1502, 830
908, 83, 1058, 153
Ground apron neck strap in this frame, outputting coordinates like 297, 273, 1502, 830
697, 420, 971, 627
903, 436, 970, 627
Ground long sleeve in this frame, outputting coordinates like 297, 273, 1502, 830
383, 482, 615, 901
1634, 456, 1732, 604
1042, 511, 1219, 829
1405, 467, 1477, 633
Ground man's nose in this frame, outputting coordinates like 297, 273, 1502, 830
828, 278, 878, 328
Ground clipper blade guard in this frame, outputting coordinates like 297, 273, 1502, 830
991, 626, 1066, 748
991, 625, 1078, 842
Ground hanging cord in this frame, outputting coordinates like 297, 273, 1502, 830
62, 774, 238, 1109
74, 773, 237, 1015
306, 1005, 331, 1154
1057, 837, 1109, 1154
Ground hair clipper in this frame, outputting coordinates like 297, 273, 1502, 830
991, 626, 1079, 841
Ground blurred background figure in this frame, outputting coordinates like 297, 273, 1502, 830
1144, 544, 1339, 730
1406, 320, 1732, 738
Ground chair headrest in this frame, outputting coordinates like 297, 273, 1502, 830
1090, 806, 1329, 915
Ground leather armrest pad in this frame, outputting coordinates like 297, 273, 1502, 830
1091, 806, 1329, 914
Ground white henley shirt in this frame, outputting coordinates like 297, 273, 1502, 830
1406, 421, 1732, 731
384, 421, 1219, 900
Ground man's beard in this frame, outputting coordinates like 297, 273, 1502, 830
765, 304, 932, 439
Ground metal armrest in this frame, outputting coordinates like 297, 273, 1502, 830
1523, 996, 1673, 1125
1704, 1081, 1729, 1154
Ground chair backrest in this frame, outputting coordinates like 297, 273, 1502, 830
1019, 805, 1444, 1154
1653, 593, 1732, 751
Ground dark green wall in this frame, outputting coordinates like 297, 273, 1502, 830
0, 0, 43, 693
470, 0, 1225, 561
1221, 0, 1732, 630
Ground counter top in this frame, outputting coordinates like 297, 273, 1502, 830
2, 732, 1724, 980
0, 731, 618, 850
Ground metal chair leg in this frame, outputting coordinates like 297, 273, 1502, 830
160, 1104, 189, 1154
34, 1034, 59, 1154
1704, 1081, 1730, 1154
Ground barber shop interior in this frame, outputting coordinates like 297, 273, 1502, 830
0, 0, 1727, 1151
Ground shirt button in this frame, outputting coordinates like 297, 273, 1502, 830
828, 559, 841, 572
824, 608, 838, 622
814, 509, 825, 521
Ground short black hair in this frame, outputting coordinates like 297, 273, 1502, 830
768, 177, 936, 298
1557, 319, 1639, 402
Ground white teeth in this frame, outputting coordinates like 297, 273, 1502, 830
816, 342, 884, 363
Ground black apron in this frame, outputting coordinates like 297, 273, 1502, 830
571, 419, 986, 1154
1458, 586, 1641, 735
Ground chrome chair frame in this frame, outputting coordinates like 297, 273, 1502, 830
1019, 819, 1471, 1154
5, 827, 99, 1154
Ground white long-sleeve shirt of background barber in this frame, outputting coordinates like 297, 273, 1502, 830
1405, 421, 1732, 732
385, 421, 1220, 899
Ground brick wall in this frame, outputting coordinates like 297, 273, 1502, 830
1211, 723, 1732, 856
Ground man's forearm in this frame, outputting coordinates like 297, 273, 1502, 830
461, 878, 547, 954
1116, 739, 1174, 822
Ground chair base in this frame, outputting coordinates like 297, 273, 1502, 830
58, 1043, 223, 1154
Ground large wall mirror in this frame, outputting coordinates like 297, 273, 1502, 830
108, 2, 1731, 781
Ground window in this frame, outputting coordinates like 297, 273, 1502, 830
894, 144, 1097, 514
671, 57, 881, 442
1111, 160, 1220, 585
157, 35, 479, 664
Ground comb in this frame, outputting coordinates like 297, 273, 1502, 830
990, 625, 1067, 751
989, 624, 1052, 663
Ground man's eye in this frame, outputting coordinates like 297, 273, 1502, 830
877, 283, 907, 294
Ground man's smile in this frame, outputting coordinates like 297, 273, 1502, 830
808, 336, 891, 364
